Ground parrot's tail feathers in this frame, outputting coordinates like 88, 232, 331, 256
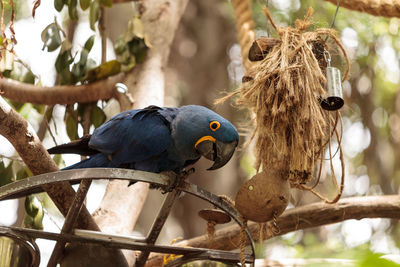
48, 134, 98, 156
62, 159, 91, 170
62, 154, 112, 170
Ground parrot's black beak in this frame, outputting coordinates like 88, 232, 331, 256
196, 139, 238, 170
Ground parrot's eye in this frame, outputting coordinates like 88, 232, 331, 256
209, 121, 220, 131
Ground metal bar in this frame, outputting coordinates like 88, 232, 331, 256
0, 168, 172, 200
136, 188, 182, 266
179, 181, 256, 259
47, 179, 92, 267
0, 169, 256, 265
74, 229, 147, 242
2, 226, 254, 263
164, 250, 249, 267
0, 227, 41, 267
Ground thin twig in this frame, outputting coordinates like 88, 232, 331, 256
32, 0, 41, 18
99, 7, 107, 64
0, 0, 6, 42
9, 0, 16, 47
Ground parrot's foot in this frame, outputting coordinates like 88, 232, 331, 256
161, 168, 195, 194
181, 167, 195, 178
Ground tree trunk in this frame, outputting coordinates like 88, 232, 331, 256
87, 0, 189, 265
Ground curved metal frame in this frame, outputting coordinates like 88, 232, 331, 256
0, 228, 40, 267
0, 168, 255, 266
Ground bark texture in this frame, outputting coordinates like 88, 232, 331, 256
0, 96, 99, 230
0, 74, 124, 104
325, 0, 400, 18
91, 0, 189, 264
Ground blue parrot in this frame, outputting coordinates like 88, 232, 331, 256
48, 105, 239, 177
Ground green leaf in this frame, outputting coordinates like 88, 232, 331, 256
85, 60, 121, 82
0, 161, 13, 187
99, 0, 112, 7
65, 112, 78, 140
59, 67, 75, 85
71, 48, 90, 81
54, 0, 64, 12
122, 17, 145, 42
19, 103, 34, 119
68, 0, 79, 20
89, 0, 100, 31
128, 38, 147, 64
52, 154, 65, 168
79, 48, 89, 66
86, 58, 97, 69
80, 0, 90, 10
114, 37, 127, 55
131, 17, 145, 39
90, 106, 106, 128
358, 252, 400, 267
77, 103, 87, 118
22, 70, 36, 84
41, 23, 62, 52
71, 62, 87, 81
55, 51, 69, 73
24, 196, 44, 230
33, 104, 45, 114
122, 56, 136, 72
25, 195, 40, 217
16, 168, 29, 180
84, 35, 95, 51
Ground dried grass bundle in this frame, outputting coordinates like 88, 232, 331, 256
220, 7, 349, 187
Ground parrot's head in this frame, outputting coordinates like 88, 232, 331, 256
173, 105, 239, 170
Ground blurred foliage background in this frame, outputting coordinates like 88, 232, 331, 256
0, 0, 400, 266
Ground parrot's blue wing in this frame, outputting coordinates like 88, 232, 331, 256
89, 106, 173, 165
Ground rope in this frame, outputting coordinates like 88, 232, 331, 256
258, 222, 265, 245
231, 0, 255, 71
324, 0, 400, 19
206, 221, 217, 242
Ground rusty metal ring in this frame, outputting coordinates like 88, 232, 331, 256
0, 227, 40, 267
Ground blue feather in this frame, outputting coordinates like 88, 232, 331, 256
51, 105, 239, 176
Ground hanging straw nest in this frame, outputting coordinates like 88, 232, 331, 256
220, 7, 349, 193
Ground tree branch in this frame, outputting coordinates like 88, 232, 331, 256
145, 195, 400, 266
0, 96, 99, 231
0, 73, 124, 105
324, 0, 400, 18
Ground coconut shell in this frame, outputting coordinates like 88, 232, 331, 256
235, 169, 290, 222
248, 37, 281, 61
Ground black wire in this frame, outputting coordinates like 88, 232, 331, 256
329, 0, 341, 28
325, 0, 341, 41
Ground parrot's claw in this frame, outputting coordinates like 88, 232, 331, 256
161, 168, 195, 194
181, 167, 195, 177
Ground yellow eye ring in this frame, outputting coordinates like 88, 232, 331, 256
209, 121, 220, 131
